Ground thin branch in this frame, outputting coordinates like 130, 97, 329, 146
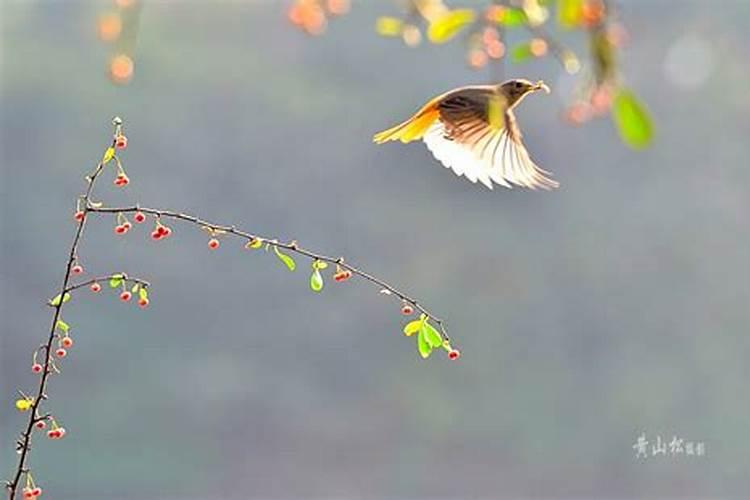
59, 274, 151, 297
6, 133, 116, 498
86, 204, 452, 340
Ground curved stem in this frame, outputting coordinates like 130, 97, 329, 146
87, 204, 451, 340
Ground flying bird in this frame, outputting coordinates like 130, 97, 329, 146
373, 79, 558, 190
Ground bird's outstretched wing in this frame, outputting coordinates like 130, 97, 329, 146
374, 86, 558, 190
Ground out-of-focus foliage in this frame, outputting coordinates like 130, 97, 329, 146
612, 89, 654, 150
286, 0, 654, 150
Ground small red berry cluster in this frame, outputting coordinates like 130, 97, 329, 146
333, 263, 352, 282
150, 219, 172, 240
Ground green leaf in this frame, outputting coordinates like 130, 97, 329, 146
427, 9, 476, 44
422, 321, 443, 348
131, 282, 140, 293
375, 16, 403, 37
510, 42, 534, 63
417, 329, 433, 359
557, 0, 583, 29
245, 238, 263, 249
612, 89, 654, 150
101, 146, 115, 164
310, 269, 324, 292
49, 292, 71, 306
109, 274, 124, 288
312, 260, 328, 270
55, 319, 70, 333
273, 246, 296, 271
497, 7, 527, 28
403, 319, 422, 337
139, 287, 148, 301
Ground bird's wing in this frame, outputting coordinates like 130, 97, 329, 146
423, 88, 559, 190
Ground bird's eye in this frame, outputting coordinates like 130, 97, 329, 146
514, 81, 523, 89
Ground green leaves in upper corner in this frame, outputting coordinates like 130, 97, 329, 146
510, 42, 534, 63
427, 9, 476, 44
612, 88, 654, 150
557, 0, 584, 29
273, 246, 296, 271
49, 292, 71, 306
406, 315, 443, 359
375, 16, 403, 37
495, 7, 527, 28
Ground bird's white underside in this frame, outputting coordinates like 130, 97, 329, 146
422, 121, 557, 190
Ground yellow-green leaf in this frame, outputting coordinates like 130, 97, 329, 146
403, 319, 422, 337
101, 146, 115, 164
273, 246, 296, 271
109, 274, 124, 288
49, 292, 71, 306
139, 287, 148, 301
557, 0, 583, 29
245, 238, 263, 249
612, 89, 654, 150
417, 329, 432, 358
427, 9, 476, 44
375, 16, 403, 37
15, 398, 33, 411
310, 269, 324, 292
421, 321, 443, 348
55, 319, 70, 334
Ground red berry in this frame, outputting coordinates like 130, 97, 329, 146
138, 297, 149, 308
90, 282, 102, 293
47, 429, 59, 439
156, 225, 167, 235
114, 173, 129, 186
23, 488, 34, 499
448, 349, 461, 360
74, 210, 85, 222
208, 238, 220, 250
31, 487, 42, 497
401, 304, 414, 315
61, 337, 74, 348
55, 348, 67, 358
56, 427, 66, 438
162, 226, 172, 237
151, 230, 162, 240
71, 264, 83, 274
35, 420, 46, 429
115, 135, 128, 149
334, 270, 352, 282
134, 212, 146, 223
122, 221, 132, 230
115, 225, 127, 234
31, 363, 43, 374
120, 291, 132, 302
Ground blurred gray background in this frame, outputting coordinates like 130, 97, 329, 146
1, 1, 749, 498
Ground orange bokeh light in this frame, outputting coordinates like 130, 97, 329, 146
97, 13, 122, 42
109, 54, 134, 84
326, 0, 350, 16
530, 38, 548, 57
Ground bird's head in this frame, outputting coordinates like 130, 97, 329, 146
499, 79, 550, 107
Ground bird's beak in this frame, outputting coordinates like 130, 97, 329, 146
533, 81, 550, 94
